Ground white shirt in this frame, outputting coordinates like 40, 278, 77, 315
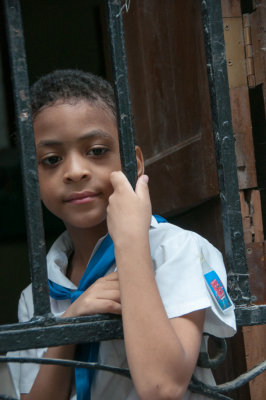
8, 217, 236, 399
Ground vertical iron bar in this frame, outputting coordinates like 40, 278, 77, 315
106, 0, 137, 188
201, 0, 251, 305
3, 0, 51, 316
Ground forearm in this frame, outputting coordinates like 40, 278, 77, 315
21, 344, 75, 400
115, 236, 195, 399
107, 172, 204, 399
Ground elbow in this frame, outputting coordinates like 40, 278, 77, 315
138, 381, 187, 400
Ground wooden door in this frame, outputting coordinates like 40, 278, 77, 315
123, 0, 219, 218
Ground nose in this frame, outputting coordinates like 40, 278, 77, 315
63, 153, 91, 183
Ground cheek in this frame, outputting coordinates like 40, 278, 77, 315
38, 173, 56, 204
110, 152, 122, 171
38, 177, 46, 200
101, 173, 115, 199
39, 188, 52, 209
104, 178, 114, 198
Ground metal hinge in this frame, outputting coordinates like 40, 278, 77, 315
243, 13, 256, 88
223, 16, 247, 88
223, 8, 264, 89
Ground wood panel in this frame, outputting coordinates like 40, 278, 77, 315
243, 325, 266, 399
221, 0, 242, 17
222, 11, 257, 189
246, 242, 266, 304
124, 0, 219, 216
230, 87, 257, 189
240, 189, 264, 243
250, 1, 266, 110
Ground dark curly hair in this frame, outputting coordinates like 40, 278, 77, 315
30, 69, 116, 119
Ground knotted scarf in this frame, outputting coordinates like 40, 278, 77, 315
48, 215, 166, 400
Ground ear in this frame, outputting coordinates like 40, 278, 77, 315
135, 145, 145, 177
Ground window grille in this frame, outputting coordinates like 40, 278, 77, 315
0, 0, 265, 399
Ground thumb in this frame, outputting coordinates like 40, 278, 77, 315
135, 174, 150, 199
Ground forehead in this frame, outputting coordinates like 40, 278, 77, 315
33, 99, 119, 143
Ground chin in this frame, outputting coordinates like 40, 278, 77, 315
64, 215, 107, 231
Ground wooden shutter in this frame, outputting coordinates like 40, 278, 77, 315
124, 0, 219, 216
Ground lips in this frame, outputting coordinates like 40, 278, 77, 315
64, 191, 100, 205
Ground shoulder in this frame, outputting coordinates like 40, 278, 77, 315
149, 216, 236, 337
149, 215, 226, 289
18, 231, 73, 322
149, 216, 222, 263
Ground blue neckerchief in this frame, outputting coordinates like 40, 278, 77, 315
48, 215, 167, 400
49, 234, 115, 400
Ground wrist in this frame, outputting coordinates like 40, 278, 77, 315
114, 236, 151, 270
113, 231, 150, 252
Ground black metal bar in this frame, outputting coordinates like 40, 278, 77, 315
190, 359, 266, 395
0, 315, 123, 352
235, 304, 266, 326
1, 304, 265, 353
106, 0, 137, 188
189, 379, 233, 400
201, 0, 251, 306
198, 335, 227, 369
2, 356, 265, 399
3, 0, 50, 316
0, 356, 130, 378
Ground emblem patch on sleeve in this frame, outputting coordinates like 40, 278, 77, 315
204, 270, 233, 312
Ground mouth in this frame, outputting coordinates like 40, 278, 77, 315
64, 191, 100, 205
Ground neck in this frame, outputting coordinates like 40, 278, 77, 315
66, 221, 108, 279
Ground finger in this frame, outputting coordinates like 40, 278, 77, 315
99, 273, 119, 285
87, 279, 120, 294
104, 271, 119, 280
109, 171, 133, 192
97, 281, 120, 292
97, 289, 120, 302
135, 174, 150, 201
87, 299, 122, 315
93, 299, 121, 315
101, 300, 121, 315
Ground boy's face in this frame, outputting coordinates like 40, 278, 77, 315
34, 100, 140, 232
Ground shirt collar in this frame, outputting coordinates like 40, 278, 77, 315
150, 215, 160, 228
47, 218, 157, 288
47, 231, 75, 289
47, 231, 109, 289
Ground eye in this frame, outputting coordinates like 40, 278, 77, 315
87, 147, 109, 157
41, 155, 62, 166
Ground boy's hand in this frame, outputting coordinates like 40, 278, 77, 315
107, 172, 152, 246
62, 271, 121, 318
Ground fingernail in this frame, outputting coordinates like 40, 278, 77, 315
142, 174, 149, 183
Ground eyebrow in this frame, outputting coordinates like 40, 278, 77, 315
37, 130, 114, 148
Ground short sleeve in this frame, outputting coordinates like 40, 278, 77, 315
149, 222, 236, 338
7, 285, 46, 395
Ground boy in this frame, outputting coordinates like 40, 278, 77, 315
9, 69, 236, 400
